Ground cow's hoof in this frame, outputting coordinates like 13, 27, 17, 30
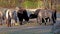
39, 23, 42, 25
45, 23, 46, 25
20, 24, 23, 25
20, 23, 23, 25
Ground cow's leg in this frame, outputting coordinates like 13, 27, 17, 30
53, 18, 56, 24
37, 16, 42, 25
6, 19, 9, 27
37, 17, 38, 23
48, 18, 50, 22
45, 17, 48, 22
7, 20, 11, 27
19, 19, 23, 25
37, 16, 39, 23
38, 16, 42, 25
44, 18, 46, 25
45, 19, 46, 25
49, 16, 53, 25
40, 18, 42, 25
47, 17, 50, 22
20, 21, 23, 25
51, 17, 55, 25
15, 18, 17, 23
24, 17, 29, 23
8, 18, 11, 27
44, 17, 50, 25
9, 22, 11, 27
42, 18, 45, 23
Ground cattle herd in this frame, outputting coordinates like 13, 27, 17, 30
0, 7, 57, 27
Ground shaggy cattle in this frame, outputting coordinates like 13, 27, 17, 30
13, 8, 57, 25
36, 9, 54, 25
5, 9, 12, 27
17, 9, 29, 25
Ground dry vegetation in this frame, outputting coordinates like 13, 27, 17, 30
0, 0, 60, 12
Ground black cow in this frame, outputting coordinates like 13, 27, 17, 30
17, 9, 29, 25
23, 10, 29, 21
